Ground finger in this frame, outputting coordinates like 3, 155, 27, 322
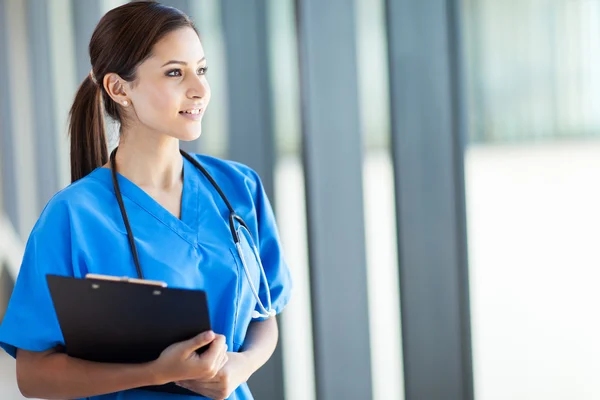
212, 350, 227, 374
217, 353, 228, 370
176, 380, 211, 395
209, 339, 229, 373
192, 383, 227, 400
176, 381, 221, 400
212, 340, 228, 371
200, 334, 226, 364
198, 380, 231, 392
175, 382, 194, 393
183, 331, 216, 353
176, 379, 199, 385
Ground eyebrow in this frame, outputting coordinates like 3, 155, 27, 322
161, 57, 206, 67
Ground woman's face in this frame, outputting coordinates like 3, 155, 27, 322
125, 27, 211, 141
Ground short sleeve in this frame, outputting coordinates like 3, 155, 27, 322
0, 199, 73, 358
250, 171, 293, 321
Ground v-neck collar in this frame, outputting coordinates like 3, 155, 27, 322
89, 155, 200, 246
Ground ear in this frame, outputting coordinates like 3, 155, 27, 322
103, 73, 131, 107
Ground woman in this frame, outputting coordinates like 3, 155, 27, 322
0, 1, 291, 399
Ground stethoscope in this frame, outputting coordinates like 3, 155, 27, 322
109, 147, 275, 319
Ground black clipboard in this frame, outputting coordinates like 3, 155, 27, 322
46, 274, 212, 396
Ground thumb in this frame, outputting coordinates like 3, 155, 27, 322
182, 330, 215, 353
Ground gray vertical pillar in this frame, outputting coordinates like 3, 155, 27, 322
0, 0, 38, 238
386, 1, 474, 400
221, 0, 274, 196
26, 0, 60, 207
0, 0, 17, 229
48, 0, 79, 189
221, 2, 282, 400
72, 0, 104, 83
297, 0, 373, 399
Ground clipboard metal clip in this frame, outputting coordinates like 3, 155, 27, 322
85, 273, 168, 288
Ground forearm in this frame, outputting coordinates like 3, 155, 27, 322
16, 349, 160, 399
239, 316, 279, 375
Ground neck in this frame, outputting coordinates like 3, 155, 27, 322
112, 130, 183, 190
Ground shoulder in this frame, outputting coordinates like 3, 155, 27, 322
185, 153, 263, 193
31, 170, 109, 236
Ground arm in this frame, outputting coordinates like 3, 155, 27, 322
238, 316, 279, 373
16, 331, 227, 400
176, 316, 280, 399
16, 349, 158, 399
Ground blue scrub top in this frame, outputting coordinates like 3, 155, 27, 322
0, 153, 292, 400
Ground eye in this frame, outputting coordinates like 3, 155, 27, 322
197, 66, 208, 75
166, 69, 182, 77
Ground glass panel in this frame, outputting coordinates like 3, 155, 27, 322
463, 0, 600, 144
463, 1, 600, 399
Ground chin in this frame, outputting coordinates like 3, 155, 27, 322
179, 129, 202, 142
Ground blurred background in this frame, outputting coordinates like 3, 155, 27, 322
1, 0, 599, 399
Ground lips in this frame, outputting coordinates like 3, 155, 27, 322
179, 108, 202, 115
179, 107, 204, 121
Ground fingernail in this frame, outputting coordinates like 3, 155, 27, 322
204, 331, 214, 339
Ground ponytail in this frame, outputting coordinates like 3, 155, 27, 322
68, 74, 108, 183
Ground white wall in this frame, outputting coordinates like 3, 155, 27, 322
466, 140, 600, 400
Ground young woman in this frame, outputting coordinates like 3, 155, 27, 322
0, 1, 291, 399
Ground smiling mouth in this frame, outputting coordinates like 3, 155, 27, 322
179, 109, 202, 115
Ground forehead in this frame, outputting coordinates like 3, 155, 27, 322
147, 27, 205, 65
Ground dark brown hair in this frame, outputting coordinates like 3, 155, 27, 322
69, 1, 198, 182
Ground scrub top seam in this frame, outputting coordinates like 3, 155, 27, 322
87, 175, 199, 247
229, 247, 243, 346
195, 174, 202, 243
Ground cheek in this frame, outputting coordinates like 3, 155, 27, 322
135, 85, 178, 121
204, 81, 212, 106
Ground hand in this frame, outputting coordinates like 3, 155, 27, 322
149, 331, 229, 385
175, 352, 251, 400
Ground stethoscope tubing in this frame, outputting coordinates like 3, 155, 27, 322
109, 147, 274, 319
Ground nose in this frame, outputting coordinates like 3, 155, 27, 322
187, 74, 209, 99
